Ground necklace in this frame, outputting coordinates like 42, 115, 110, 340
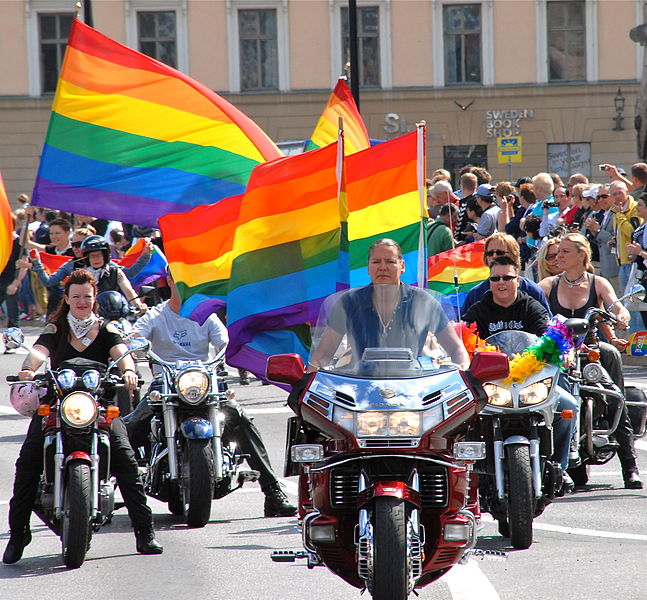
562, 273, 586, 288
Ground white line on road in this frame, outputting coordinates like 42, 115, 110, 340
245, 407, 293, 415
440, 559, 501, 600
636, 439, 647, 452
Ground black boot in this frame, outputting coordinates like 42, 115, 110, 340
263, 482, 297, 517
2, 528, 32, 564
135, 529, 163, 554
623, 468, 643, 490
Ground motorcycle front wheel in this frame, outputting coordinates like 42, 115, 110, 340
372, 496, 408, 600
183, 438, 215, 528
506, 444, 534, 550
61, 461, 92, 568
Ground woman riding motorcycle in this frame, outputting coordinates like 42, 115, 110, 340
2, 269, 163, 564
538, 233, 642, 489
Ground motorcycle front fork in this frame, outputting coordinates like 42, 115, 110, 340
493, 418, 542, 500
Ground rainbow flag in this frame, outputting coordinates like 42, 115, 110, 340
346, 131, 426, 288
114, 238, 168, 290
0, 174, 13, 273
159, 194, 244, 320
305, 77, 369, 155
161, 144, 341, 375
31, 19, 281, 228
427, 241, 488, 320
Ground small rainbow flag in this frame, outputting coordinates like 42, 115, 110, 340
427, 240, 488, 320
0, 173, 13, 273
305, 77, 370, 155
114, 238, 168, 290
37, 251, 73, 276
31, 19, 281, 228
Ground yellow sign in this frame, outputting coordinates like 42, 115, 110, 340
497, 136, 522, 164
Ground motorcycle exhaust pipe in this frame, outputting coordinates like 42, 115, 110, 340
162, 401, 179, 479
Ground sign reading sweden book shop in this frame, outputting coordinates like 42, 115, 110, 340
497, 136, 522, 164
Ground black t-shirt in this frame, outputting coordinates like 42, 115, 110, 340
36, 321, 123, 369
462, 290, 549, 339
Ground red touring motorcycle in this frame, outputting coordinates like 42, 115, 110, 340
268, 286, 508, 600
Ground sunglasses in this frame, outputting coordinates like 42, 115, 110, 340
484, 249, 508, 257
489, 275, 517, 282
546, 253, 559, 261
71, 241, 82, 248
597, 194, 609, 199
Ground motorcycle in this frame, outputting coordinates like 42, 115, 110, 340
561, 284, 647, 486
472, 329, 568, 550
3, 327, 142, 569
267, 287, 509, 600
139, 343, 260, 527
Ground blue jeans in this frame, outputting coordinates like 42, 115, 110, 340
552, 385, 578, 470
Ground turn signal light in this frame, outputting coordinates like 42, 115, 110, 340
587, 349, 600, 362
561, 409, 574, 420
37, 404, 50, 416
106, 406, 120, 419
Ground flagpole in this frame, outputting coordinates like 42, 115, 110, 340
348, 0, 360, 110
416, 122, 427, 288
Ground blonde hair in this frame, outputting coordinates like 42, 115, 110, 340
537, 238, 561, 280
560, 232, 594, 273
484, 233, 521, 267
74, 226, 96, 238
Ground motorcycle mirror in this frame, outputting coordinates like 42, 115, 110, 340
139, 285, 156, 297
607, 284, 646, 310
3, 327, 24, 350
128, 337, 150, 353
469, 351, 510, 382
266, 354, 306, 385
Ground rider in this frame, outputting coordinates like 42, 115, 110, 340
463, 257, 578, 485
3, 269, 163, 564
538, 233, 642, 489
21, 232, 152, 315
123, 275, 297, 518
310, 238, 469, 370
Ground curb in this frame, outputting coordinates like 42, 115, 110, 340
622, 354, 647, 366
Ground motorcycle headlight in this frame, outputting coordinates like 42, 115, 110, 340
176, 369, 210, 404
519, 378, 552, 406
57, 369, 77, 390
582, 362, 604, 384
81, 369, 101, 391
60, 392, 98, 428
483, 383, 513, 408
355, 411, 421, 437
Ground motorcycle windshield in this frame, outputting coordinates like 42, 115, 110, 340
310, 284, 457, 378
485, 330, 540, 358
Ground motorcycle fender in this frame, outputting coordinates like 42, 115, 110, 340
180, 417, 214, 439
358, 481, 421, 508
502, 435, 530, 446
64, 451, 92, 466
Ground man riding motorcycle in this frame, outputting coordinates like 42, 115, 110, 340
123, 275, 297, 517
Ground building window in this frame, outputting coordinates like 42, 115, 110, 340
443, 145, 488, 188
340, 6, 381, 88
443, 4, 482, 85
239, 9, 278, 91
39, 13, 73, 93
547, 142, 591, 179
137, 11, 177, 68
547, 0, 586, 82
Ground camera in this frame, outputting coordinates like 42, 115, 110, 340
544, 199, 560, 209
599, 164, 607, 172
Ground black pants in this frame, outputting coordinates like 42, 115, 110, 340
598, 342, 637, 469
8, 414, 153, 535
125, 394, 278, 490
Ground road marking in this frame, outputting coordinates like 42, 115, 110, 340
440, 559, 501, 600
481, 514, 647, 541
245, 407, 293, 415
0, 406, 20, 416
636, 439, 647, 452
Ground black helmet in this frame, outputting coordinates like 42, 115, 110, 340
81, 235, 110, 260
97, 290, 130, 319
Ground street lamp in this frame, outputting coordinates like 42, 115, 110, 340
614, 87, 625, 131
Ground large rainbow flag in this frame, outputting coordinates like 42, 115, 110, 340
305, 77, 370, 155
0, 174, 14, 273
31, 19, 281, 228
346, 131, 426, 288
427, 241, 488, 320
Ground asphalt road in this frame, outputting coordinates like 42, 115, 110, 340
0, 325, 645, 600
